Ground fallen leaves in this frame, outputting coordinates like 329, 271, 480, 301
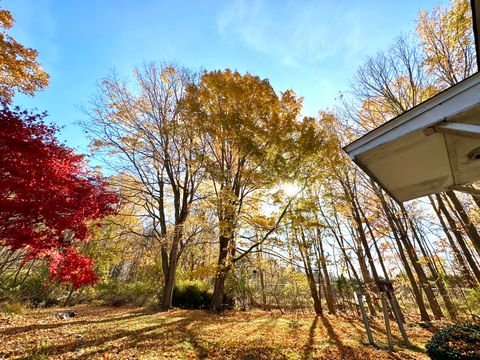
0, 305, 433, 359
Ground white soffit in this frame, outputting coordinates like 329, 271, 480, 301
343, 73, 480, 202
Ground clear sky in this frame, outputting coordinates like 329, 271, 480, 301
6, 0, 442, 154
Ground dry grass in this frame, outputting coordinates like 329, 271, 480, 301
0, 305, 438, 359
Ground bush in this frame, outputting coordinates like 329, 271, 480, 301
95, 281, 159, 307
172, 280, 212, 309
426, 323, 480, 360
0, 267, 61, 307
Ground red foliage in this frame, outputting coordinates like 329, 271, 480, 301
48, 248, 98, 288
0, 106, 119, 287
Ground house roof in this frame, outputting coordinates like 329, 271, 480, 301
343, 72, 480, 202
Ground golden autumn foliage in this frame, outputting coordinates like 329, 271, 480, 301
417, 0, 476, 87
0, 9, 49, 103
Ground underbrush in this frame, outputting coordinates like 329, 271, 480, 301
0, 301, 27, 315
0, 266, 62, 307
95, 279, 214, 309
95, 281, 159, 308
172, 280, 212, 309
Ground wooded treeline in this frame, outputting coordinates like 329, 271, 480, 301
1, 0, 479, 322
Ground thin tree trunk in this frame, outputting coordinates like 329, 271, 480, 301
257, 252, 267, 310
437, 194, 480, 284
405, 209, 458, 321
358, 202, 405, 322
297, 229, 323, 315
316, 227, 335, 314
392, 204, 443, 319
446, 190, 480, 256
430, 195, 477, 287
374, 186, 431, 321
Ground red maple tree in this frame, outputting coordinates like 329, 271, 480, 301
0, 106, 119, 287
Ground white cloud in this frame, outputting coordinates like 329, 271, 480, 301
217, 0, 367, 67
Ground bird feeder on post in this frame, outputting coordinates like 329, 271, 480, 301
375, 280, 411, 351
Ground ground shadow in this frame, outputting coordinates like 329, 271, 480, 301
3, 316, 191, 359
302, 315, 318, 360
1, 311, 149, 336
319, 314, 350, 359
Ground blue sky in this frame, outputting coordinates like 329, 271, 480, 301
6, 0, 442, 154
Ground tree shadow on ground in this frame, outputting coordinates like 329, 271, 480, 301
6, 312, 293, 360
3, 316, 190, 359
348, 319, 425, 358
319, 314, 351, 359
79, 315, 289, 360
1, 311, 149, 336
302, 315, 318, 360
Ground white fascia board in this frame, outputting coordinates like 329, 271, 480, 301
343, 73, 480, 159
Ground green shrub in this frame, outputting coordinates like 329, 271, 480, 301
0, 267, 61, 307
17, 273, 60, 307
172, 280, 212, 309
426, 323, 480, 360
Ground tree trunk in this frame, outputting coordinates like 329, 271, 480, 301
405, 208, 458, 321
160, 265, 176, 310
160, 227, 182, 311
446, 190, 480, 256
317, 228, 335, 314
392, 205, 443, 320
437, 194, 480, 284
258, 252, 267, 310
297, 228, 323, 315
357, 244, 378, 316
430, 196, 478, 287
210, 234, 233, 312
374, 186, 431, 321
306, 270, 323, 315
359, 204, 405, 322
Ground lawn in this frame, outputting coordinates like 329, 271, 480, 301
0, 305, 438, 359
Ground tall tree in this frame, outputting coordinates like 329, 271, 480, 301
84, 63, 204, 310
417, 0, 476, 87
184, 69, 321, 311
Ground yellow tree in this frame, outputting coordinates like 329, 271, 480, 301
184, 69, 322, 311
84, 63, 204, 310
417, 0, 476, 87
0, 9, 49, 103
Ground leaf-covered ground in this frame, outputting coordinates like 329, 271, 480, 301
0, 305, 438, 359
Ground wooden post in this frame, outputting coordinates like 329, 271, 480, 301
387, 292, 411, 347
381, 293, 394, 351
356, 291, 374, 345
